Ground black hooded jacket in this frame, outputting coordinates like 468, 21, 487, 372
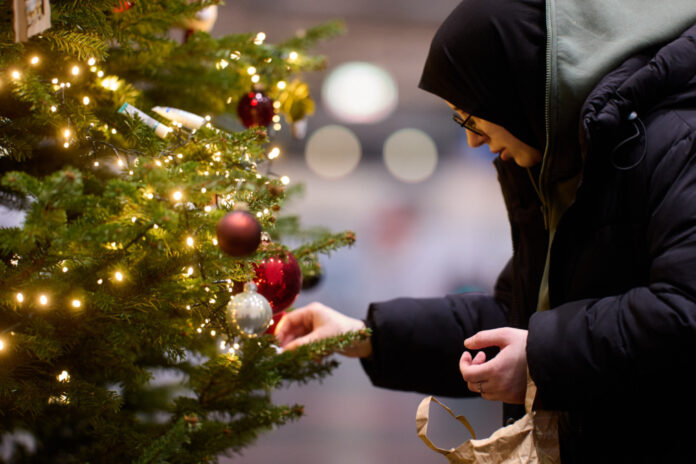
360, 4, 696, 462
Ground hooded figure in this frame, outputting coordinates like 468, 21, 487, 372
277, 1, 696, 462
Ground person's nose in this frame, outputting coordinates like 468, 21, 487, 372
466, 130, 487, 148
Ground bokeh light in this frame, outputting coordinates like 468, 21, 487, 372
383, 128, 438, 183
305, 125, 361, 178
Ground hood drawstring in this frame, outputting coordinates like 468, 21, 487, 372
610, 111, 647, 170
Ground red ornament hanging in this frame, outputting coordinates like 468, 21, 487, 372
112, 0, 134, 13
237, 91, 275, 128
216, 211, 262, 257
253, 251, 302, 313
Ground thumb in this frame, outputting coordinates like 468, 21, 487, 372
464, 328, 510, 350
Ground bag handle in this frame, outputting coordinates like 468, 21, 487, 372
416, 396, 476, 455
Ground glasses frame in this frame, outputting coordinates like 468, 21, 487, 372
452, 112, 484, 136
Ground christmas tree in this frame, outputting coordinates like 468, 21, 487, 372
0, 1, 363, 462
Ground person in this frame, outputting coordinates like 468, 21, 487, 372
276, 0, 696, 462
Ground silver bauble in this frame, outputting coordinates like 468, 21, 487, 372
226, 281, 272, 336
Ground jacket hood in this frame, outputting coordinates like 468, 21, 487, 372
418, 0, 546, 151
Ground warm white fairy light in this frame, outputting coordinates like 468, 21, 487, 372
153, 224, 159, 229
39, 295, 48, 305
254, 32, 266, 44
247, 66, 256, 75
186, 267, 194, 276
155, 160, 162, 166
16, 293, 24, 303
173, 191, 183, 201
93, 161, 99, 167
210, 329, 216, 336
273, 101, 281, 109
63, 142, 70, 148
50, 105, 57, 112
209, 298, 216, 304
58, 370, 70, 382
204, 205, 212, 213
273, 123, 282, 131
114, 271, 123, 281
186, 305, 191, 310
0, 340, 4, 351
212, 238, 218, 245
230, 51, 241, 60
177, 153, 183, 159
82, 96, 90, 105
60, 82, 65, 88
131, 217, 137, 223
186, 237, 194, 247
256, 212, 263, 218
219, 341, 226, 349
196, 328, 202, 333
88, 57, 96, 66
217, 59, 229, 69
277, 80, 287, 90
63, 128, 71, 138
263, 208, 269, 215
71, 65, 80, 76
97, 279, 103, 285
111, 128, 117, 134
251, 74, 260, 83
71, 299, 81, 308
268, 147, 280, 159
288, 51, 299, 62
201, 187, 207, 193
272, 115, 281, 123
280, 176, 290, 185
233, 342, 240, 350
97, 70, 104, 78
30, 56, 39, 65
11, 70, 20, 79
90, 66, 97, 72
117, 159, 124, 167
62, 266, 68, 273
145, 192, 153, 199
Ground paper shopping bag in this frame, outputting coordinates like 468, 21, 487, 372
416, 376, 560, 464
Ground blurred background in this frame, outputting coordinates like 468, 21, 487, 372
213, 1, 512, 463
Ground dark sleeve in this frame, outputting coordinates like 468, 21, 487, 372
527, 125, 696, 409
360, 292, 507, 397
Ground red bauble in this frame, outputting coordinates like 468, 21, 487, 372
112, 0, 134, 12
237, 91, 275, 128
253, 252, 302, 313
216, 211, 262, 257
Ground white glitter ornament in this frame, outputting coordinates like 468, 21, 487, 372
226, 282, 272, 336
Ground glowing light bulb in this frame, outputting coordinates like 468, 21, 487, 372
11, 70, 20, 79
97, 279, 103, 285
111, 128, 117, 134
233, 343, 240, 350
201, 187, 207, 193
114, 271, 123, 281
88, 57, 96, 66
256, 212, 263, 218
272, 115, 281, 123
186, 305, 191, 310
186, 267, 194, 276
254, 32, 266, 44
251, 74, 260, 83
63, 128, 71, 138
82, 96, 90, 105
273, 101, 281, 109
50, 105, 57, 112
197, 328, 202, 333
220, 341, 226, 349
204, 205, 212, 213
177, 153, 183, 159
58, 370, 70, 382
288, 51, 299, 62
212, 238, 218, 245
71, 65, 80, 76
277, 80, 287, 90
172, 191, 183, 201
231, 51, 241, 60
186, 237, 194, 247
30, 56, 39, 65
93, 161, 99, 167
247, 66, 256, 75
63, 142, 69, 148
145, 192, 153, 199
16, 293, 24, 303
131, 217, 137, 223
39, 295, 48, 305
273, 123, 282, 131
71, 299, 81, 308
268, 147, 280, 159
62, 266, 68, 273
97, 70, 104, 78
210, 330, 217, 336
280, 176, 290, 185
217, 59, 229, 69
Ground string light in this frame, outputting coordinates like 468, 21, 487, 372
131, 217, 137, 223
216, 59, 229, 69
273, 123, 282, 131
233, 343, 240, 350
39, 295, 48, 306
11, 70, 20, 80
30, 56, 39, 65
114, 271, 123, 281
63, 142, 70, 148
63, 128, 71, 138
212, 238, 218, 245
210, 330, 216, 336
230, 51, 241, 60
16, 293, 24, 303
280, 176, 290, 185
82, 96, 90, 105
186, 305, 191, 310
50, 105, 57, 112
273, 101, 281, 109
0, 339, 4, 351
71, 65, 80, 76
209, 298, 216, 304
186, 237, 194, 247
87, 57, 96, 66
71, 299, 81, 308
97, 70, 104, 78
220, 341, 226, 349
172, 191, 183, 201
204, 205, 212, 213
97, 279, 103, 285
251, 74, 260, 83
186, 267, 194, 276
288, 51, 299, 62
176, 153, 183, 159
145, 192, 153, 199
111, 128, 117, 134
197, 328, 202, 333
247, 66, 256, 75
57, 370, 70, 382
268, 147, 280, 159
277, 80, 287, 90
62, 266, 68, 272
254, 32, 266, 44
93, 161, 99, 167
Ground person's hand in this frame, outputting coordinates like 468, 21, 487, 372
275, 302, 372, 358
459, 328, 528, 404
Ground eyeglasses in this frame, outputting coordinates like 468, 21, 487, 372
452, 112, 484, 136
